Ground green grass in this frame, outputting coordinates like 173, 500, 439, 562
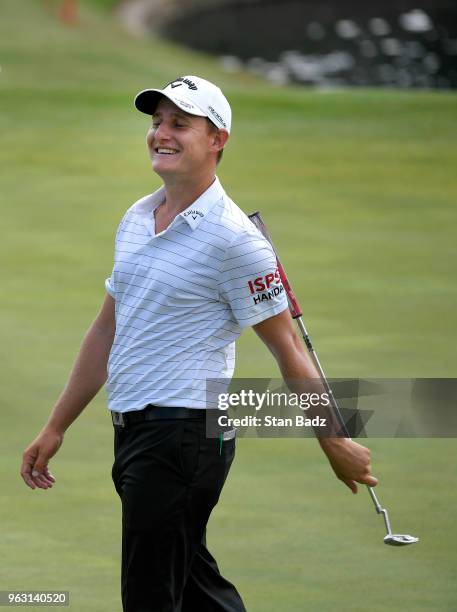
82, 0, 120, 11
1, 0, 457, 610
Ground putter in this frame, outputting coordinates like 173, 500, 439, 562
248, 211, 419, 547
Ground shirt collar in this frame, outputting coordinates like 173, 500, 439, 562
132, 186, 166, 217
131, 176, 224, 232
178, 176, 225, 230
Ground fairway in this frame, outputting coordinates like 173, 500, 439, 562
1, 1, 457, 610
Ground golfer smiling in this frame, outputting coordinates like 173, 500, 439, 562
21, 75, 377, 612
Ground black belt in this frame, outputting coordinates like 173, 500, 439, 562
111, 405, 206, 428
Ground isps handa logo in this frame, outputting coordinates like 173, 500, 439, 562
247, 267, 284, 305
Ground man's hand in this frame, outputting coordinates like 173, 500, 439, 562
21, 428, 63, 490
320, 437, 378, 494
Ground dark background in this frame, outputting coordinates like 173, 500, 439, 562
161, 0, 457, 87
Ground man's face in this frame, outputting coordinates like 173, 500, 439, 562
146, 97, 220, 179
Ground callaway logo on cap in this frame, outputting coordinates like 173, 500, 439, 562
134, 75, 232, 133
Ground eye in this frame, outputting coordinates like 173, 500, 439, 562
152, 122, 160, 128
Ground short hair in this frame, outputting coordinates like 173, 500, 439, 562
206, 119, 224, 164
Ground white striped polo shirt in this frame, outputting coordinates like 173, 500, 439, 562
105, 176, 288, 411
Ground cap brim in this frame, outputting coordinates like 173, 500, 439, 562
134, 88, 207, 118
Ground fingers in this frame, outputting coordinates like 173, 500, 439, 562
20, 450, 38, 489
357, 459, 378, 487
340, 472, 378, 494
33, 446, 51, 475
21, 447, 56, 490
334, 443, 378, 492
351, 460, 378, 487
347, 443, 378, 487
21, 470, 36, 489
343, 472, 378, 490
341, 478, 358, 494
44, 469, 56, 483
361, 474, 379, 487
31, 453, 55, 489
32, 470, 54, 489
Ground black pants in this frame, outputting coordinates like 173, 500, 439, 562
111, 417, 246, 612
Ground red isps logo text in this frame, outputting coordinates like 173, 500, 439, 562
247, 267, 281, 294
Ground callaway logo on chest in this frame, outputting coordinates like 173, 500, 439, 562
183, 209, 204, 221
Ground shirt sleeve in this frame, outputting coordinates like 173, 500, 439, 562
104, 211, 129, 299
218, 228, 289, 328
105, 272, 116, 298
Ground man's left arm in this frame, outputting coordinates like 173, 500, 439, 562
253, 309, 378, 494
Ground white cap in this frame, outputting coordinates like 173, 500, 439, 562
134, 75, 232, 133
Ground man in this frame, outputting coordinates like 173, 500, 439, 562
21, 75, 377, 611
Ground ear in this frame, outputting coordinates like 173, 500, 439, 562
211, 128, 229, 153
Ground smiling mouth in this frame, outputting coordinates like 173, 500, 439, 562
155, 147, 180, 155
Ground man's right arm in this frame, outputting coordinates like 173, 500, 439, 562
20, 293, 116, 490
253, 309, 378, 494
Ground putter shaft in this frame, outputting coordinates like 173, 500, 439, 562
248, 210, 418, 545
295, 318, 389, 522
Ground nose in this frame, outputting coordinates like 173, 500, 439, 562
154, 121, 171, 141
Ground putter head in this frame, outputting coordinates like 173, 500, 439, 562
384, 534, 419, 546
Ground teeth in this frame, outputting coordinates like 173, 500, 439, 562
157, 148, 178, 155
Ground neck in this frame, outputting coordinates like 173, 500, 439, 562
161, 171, 216, 215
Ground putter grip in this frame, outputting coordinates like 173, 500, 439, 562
248, 211, 303, 318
